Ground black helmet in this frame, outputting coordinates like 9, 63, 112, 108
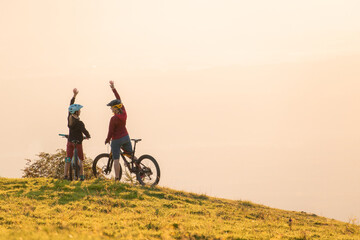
107, 99, 122, 107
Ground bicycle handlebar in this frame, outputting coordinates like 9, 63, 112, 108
59, 134, 90, 140
59, 134, 69, 138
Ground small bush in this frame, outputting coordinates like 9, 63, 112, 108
22, 149, 94, 179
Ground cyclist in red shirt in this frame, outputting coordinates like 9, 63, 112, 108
105, 81, 135, 181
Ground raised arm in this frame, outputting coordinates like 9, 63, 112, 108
68, 88, 79, 126
109, 81, 121, 101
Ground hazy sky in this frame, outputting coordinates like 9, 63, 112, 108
1, 0, 360, 223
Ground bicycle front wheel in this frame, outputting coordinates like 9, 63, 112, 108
92, 153, 122, 180
136, 155, 160, 186
69, 164, 73, 181
73, 156, 80, 180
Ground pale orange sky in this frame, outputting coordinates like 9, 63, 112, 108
1, 0, 360, 222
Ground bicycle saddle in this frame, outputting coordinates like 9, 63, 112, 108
71, 140, 81, 144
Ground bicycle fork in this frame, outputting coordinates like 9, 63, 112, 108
106, 153, 114, 175
72, 148, 82, 178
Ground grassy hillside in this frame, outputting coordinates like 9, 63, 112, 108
0, 178, 359, 240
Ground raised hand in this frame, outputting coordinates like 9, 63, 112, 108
109, 80, 115, 89
73, 88, 79, 96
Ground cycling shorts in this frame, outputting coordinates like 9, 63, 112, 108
111, 135, 133, 159
66, 141, 84, 160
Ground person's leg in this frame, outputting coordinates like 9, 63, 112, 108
65, 142, 74, 179
64, 162, 70, 178
111, 139, 121, 180
113, 159, 121, 179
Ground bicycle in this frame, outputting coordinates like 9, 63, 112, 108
59, 134, 82, 181
92, 139, 160, 186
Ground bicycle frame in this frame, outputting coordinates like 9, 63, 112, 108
93, 138, 160, 185
104, 151, 136, 173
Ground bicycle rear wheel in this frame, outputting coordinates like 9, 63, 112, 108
136, 155, 160, 186
92, 153, 122, 180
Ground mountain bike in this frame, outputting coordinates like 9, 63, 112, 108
92, 139, 160, 186
59, 134, 82, 181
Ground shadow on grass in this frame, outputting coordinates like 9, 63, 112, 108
26, 180, 80, 202
143, 190, 166, 199
56, 181, 86, 204
24, 178, 138, 205
142, 188, 209, 206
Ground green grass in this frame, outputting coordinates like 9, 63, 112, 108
0, 178, 359, 239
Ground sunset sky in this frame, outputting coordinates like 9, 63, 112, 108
1, 0, 360, 222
